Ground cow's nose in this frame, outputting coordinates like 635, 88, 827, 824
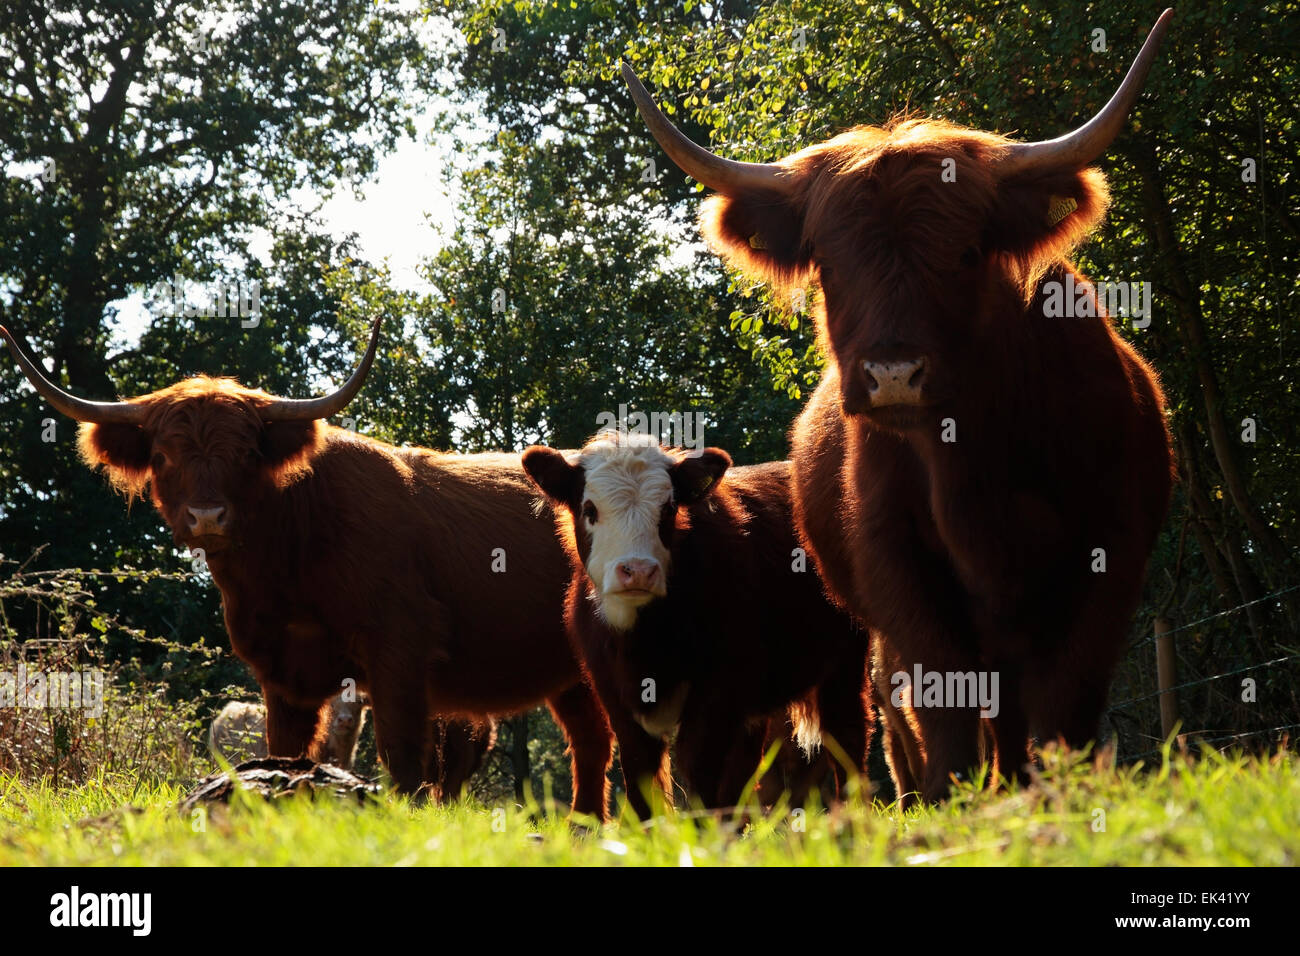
187, 505, 228, 535
616, 559, 660, 592
862, 358, 927, 406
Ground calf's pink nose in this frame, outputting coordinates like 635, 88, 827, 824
616, 559, 660, 591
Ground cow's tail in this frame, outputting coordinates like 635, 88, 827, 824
788, 694, 822, 759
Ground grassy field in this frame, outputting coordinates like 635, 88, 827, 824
1, 744, 1296, 866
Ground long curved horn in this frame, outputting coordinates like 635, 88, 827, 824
0, 325, 146, 425
997, 9, 1174, 178
621, 61, 792, 195
259, 315, 383, 421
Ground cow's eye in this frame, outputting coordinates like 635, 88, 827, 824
960, 246, 982, 269
151, 452, 167, 471
581, 501, 598, 524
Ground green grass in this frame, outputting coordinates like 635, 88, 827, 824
2, 745, 1296, 866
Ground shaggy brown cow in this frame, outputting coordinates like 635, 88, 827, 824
624, 11, 1176, 804
1, 319, 612, 815
523, 431, 870, 818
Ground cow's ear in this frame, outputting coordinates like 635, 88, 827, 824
698, 189, 811, 293
670, 447, 732, 505
260, 420, 324, 479
77, 422, 152, 497
986, 167, 1110, 268
522, 446, 582, 508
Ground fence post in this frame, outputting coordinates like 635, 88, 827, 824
1154, 617, 1179, 741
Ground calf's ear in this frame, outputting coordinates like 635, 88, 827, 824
77, 423, 152, 497
670, 447, 732, 505
522, 446, 582, 507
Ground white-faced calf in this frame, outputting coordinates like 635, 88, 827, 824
524, 431, 871, 817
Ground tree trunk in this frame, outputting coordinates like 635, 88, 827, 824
1130, 143, 1297, 626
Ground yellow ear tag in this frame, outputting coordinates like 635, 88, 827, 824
697, 474, 714, 493
748, 233, 768, 250
1046, 196, 1078, 226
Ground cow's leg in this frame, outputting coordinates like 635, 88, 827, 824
868, 629, 984, 804
719, 723, 768, 815
877, 631, 983, 803
263, 688, 326, 757
755, 716, 788, 807
424, 719, 451, 801
546, 680, 614, 821
369, 678, 433, 797
848, 430, 993, 803
985, 663, 1030, 790
881, 719, 920, 809
866, 644, 983, 805
1023, 582, 1136, 754
1027, 660, 1112, 752
760, 714, 826, 810
421, 719, 487, 802
607, 714, 671, 821
913, 696, 982, 802
440, 720, 493, 800
988, 709, 1031, 790
870, 642, 923, 807
677, 713, 763, 812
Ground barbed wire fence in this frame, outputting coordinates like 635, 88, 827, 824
1106, 583, 1300, 763
0, 555, 260, 785
4, 553, 1298, 784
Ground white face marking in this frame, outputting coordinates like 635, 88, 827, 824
577, 435, 676, 631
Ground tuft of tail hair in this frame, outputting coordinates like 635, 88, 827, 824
788, 694, 823, 759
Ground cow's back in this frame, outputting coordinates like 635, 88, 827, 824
255, 436, 579, 713
394, 448, 578, 710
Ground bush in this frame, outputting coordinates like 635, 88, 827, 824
0, 556, 238, 789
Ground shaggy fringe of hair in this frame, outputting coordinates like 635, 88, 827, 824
698, 116, 1112, 312
75, 377, 327, 499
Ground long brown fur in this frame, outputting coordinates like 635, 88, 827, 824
79, 379, 613, 817
695, 118, 1174, 805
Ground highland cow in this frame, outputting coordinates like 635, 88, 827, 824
2, 319, 613, 815
624, 11, 1176, 803
524, 432, 870, 818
